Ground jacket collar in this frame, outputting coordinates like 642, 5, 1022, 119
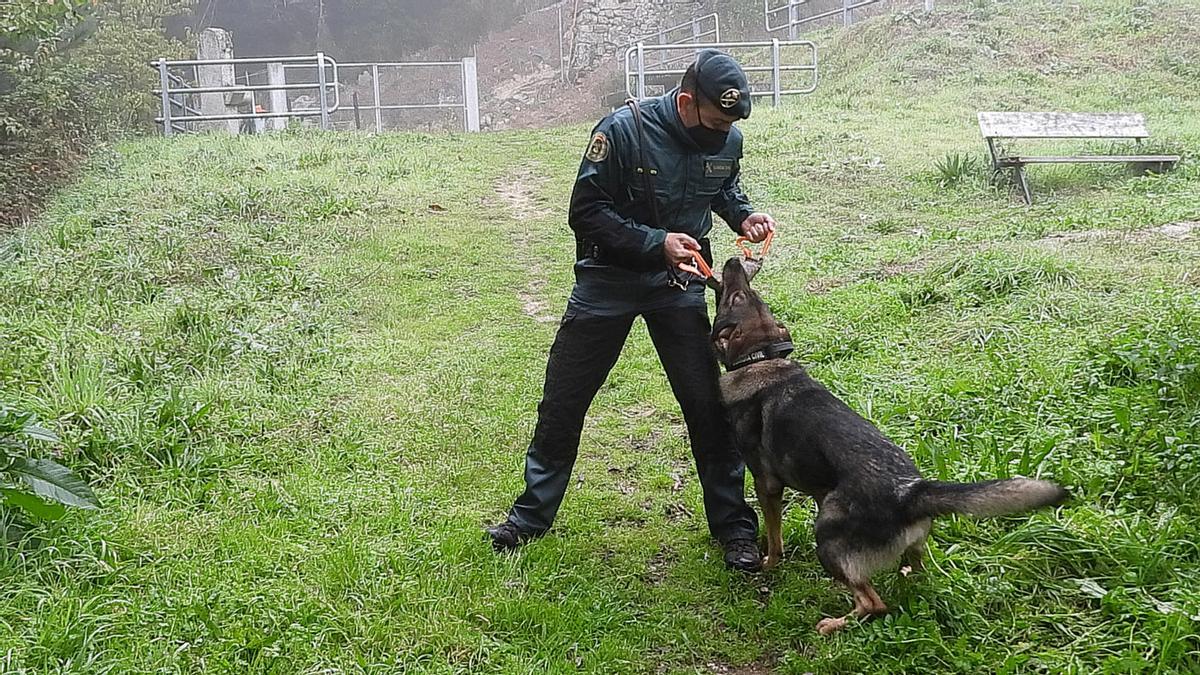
663, 87, 705, 152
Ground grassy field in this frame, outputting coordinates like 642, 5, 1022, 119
2, 0, 1199, 672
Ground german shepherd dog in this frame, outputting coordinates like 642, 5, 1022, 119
707, 257, 1068, 635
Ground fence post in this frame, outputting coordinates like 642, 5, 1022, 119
157, 59, 173, 136
462, 56, 480, 132
636, 42, 646, 99
372, 64, 382, 133
843, 0, 853, 26
196, 27, 238, 134
788, 0, 798, 40
925, 0, 933, 10
316, 52, 330, 130
558, 4, 567, 83
267, 62, 288, 131
713, 13, 721, 41
771, 39, 782, 107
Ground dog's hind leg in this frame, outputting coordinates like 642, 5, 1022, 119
815, 581, 888, 635
900, 519, 930, 576
813, 501, 894, 635
901, 540, 925, 576
755, 478, 785, 569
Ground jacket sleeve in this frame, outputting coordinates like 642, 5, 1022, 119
568, 118, 667, 271
711, 133, 755, 235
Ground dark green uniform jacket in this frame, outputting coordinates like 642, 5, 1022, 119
567, 89, 756, 316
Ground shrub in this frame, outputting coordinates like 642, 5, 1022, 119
0, 404, 99, 523
0, 2, 190, 226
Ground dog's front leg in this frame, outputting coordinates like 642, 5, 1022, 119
755, 480, 785, 569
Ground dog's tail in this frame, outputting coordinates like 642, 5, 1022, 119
908, 477, 1068, 518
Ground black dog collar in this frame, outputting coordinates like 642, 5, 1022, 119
726, 340, 795, 371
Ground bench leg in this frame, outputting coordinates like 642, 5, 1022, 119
1014, 164, 1033, 205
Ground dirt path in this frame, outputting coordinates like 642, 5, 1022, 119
493, 170, 558, 323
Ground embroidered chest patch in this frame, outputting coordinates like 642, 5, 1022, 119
704, 158, 734, 178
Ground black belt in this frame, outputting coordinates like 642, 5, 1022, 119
577, 236, 713, 270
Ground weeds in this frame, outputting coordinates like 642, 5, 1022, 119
935, 152, 981, 187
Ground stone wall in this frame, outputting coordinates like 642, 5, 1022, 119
566, 0, 707, 79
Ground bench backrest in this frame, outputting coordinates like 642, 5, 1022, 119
978, 112, 1149, 139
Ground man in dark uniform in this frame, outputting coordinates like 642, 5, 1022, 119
486, 49, 775, 573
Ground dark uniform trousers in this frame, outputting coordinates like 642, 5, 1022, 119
508, 304, 759, 544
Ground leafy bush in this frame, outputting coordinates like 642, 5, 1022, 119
1, 2, 189, 226
0, 405, 99, 522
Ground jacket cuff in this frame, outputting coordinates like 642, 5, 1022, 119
727, 208, 755, 235
641, 228, 668, 266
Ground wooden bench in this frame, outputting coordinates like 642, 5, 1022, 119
978, 112, 1181, 204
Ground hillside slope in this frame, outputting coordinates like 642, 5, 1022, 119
2, 0, 1198, 672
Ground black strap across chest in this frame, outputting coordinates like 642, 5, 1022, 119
625, 98, 662, 231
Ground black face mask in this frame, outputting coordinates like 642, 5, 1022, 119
686, 106, 729, 154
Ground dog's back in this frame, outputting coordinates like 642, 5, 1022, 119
726, 360, 1067, 517
722, 360, 922, 500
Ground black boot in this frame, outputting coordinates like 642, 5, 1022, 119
484, 519, 544, 552
723, 537, 763, 573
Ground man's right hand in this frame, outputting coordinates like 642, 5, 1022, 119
663, 232, 701, 271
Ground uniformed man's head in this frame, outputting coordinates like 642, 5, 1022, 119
677, 49, 752, 153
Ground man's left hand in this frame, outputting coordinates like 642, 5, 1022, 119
740, 213, 776, 243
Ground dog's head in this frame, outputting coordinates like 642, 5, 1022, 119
710, 256, 793, 371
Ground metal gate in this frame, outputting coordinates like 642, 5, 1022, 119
153, 53, 480, 135
619, 13, 721, 71
624, 40, 817, 105
305, 59, 479, 133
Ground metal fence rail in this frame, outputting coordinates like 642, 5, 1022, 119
335, 60, 479, 133
766, 0, 932, 36
620, 13, 721, 70
625, 39, 818, 105
153, 53, 479, 135
154, 54, 338, 135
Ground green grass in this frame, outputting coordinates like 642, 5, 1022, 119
2, 0, 1200, 671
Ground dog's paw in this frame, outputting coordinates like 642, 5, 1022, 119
816, 616, 848, 636
900, 565, 913, 577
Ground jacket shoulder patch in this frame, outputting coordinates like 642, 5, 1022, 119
585, 131, 609, 162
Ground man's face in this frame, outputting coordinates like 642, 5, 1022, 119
679, 90, 739, 132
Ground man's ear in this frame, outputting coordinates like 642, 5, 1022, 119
677, 90, 696, 118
